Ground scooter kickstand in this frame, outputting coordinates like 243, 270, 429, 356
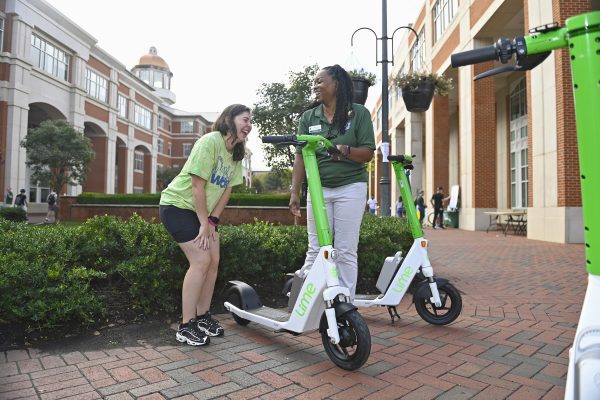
387, 306, 401, 324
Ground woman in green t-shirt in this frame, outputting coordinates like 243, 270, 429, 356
289, 65, 376, 300
160, 104, 251, 346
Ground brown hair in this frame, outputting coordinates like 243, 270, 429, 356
212, 104, 250, 161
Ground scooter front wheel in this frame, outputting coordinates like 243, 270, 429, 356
320, 309, 371, 371
414, 282, 462, 325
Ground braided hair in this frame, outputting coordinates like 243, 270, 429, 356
322, 64, 354, 136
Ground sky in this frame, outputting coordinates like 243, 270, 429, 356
46, 0, 423, 170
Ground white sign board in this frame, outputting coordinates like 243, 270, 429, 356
448, 185, 459, 211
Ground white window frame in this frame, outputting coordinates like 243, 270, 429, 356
183, 143, 192, 157
134, 104, 152, 130
134, 151, 144, 172
410, 28, 426, 72
0, 16, 4, 52
168, 142, 172, 156
157, 115, 164, 129
117, 94, 127, 118
181, 120, 194, 133
509, 78, 528, 209
30, 33, 70, 82
433, 0, 458, 43
85, 69, 108, 103
157, 138, 164, 154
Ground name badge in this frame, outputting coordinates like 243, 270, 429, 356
308, 124, 322, 133
345, 121, 352, 130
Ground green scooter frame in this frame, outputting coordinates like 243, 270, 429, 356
451, 11, 599, 399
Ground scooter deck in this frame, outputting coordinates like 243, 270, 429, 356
355, 293, 382, 301
252, 306, 291, 322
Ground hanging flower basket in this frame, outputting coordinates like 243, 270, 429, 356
348, 69, 377, 105
394, 72, 453, 113
351, 77, 372, 105
401, 80, 435, 112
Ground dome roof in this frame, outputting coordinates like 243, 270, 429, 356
137, 47, 170, 70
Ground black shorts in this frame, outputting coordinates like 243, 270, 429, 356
159, 205, 216, 243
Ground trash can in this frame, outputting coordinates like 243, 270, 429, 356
444, 210, 459, 228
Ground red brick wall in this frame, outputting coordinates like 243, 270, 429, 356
552, 0, 590, 207
135, 93, 153, 109
58, 196, 307, 226
118, 83, 129, 95
432, 96, 450, 192
134, 128, 152, 144
471, 62, 497, 208
470, 0, 495, 28
432, 25, 460, 72
83, 136, 107, 193
88, 56, 110, 76
85, 101, 109, 122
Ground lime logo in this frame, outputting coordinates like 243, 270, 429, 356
330, 266, 338, 278
391, 266, 413, 293
294, 283, 317, 317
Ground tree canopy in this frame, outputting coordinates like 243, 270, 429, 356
21, 119, 95, 197
252, 64, 319, 172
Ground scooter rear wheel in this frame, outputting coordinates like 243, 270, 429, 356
320, 309, 371, 371
225, 290, 251, 326
414, 282, 462, 325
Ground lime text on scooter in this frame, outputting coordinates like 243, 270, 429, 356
294, 283, 317, 317
391, 266, 414, 293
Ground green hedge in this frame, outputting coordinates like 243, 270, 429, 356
0, 207, 27, 222
0, 213, 411, 335
77, 192, 294, 207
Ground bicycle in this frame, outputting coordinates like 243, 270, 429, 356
450, 11, 599, 399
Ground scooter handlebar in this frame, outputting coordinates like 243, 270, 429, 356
451, 45, 498, 67
261, 134, 297, 144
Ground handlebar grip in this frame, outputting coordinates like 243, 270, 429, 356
262, 134, 296, 144
451, 45, 498, 67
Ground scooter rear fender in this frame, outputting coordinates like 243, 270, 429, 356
225, 280, 262, 310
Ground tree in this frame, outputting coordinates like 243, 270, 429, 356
156, 165, 182, 191
253, 64, 319, 172
21, 119, 95, 207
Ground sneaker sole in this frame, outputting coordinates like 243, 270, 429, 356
175, 332, 210, 346
198, 326, 224, 337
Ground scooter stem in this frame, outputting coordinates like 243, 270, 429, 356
391, 160, 424, 238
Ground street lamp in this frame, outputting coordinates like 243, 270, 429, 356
351, 0, 417, 216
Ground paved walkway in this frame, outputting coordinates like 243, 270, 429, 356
0, 229, 586, 399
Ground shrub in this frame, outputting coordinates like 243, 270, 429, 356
0, 213, 412, 336
0, 207, 27, 222
0, 220, 106, 333
76, 192, 294, 207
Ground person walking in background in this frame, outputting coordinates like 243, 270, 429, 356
4, 187, 13, 206
415, 190, 426, 227
14, 189, 27, 211
367, 196, 378, 215
160, 104, 251, 346
289, 64, 375, 300
396, 196, 404, 218
45, 191, 57, 223
430, 186, 450, 229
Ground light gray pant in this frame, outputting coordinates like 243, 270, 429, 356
301, 182, 367, 300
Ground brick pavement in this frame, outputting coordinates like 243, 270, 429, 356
0, 228, 586, 399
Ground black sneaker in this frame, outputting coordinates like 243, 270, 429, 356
176, 319, 210, 346
196, 312, 224, 337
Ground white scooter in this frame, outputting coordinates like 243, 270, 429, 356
352, 155, 462, 325
224, 134, 371, 371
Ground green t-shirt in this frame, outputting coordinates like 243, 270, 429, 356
159, 131, 243, 213
296, 103, 375, 188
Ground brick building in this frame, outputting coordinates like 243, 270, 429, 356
0, 0, 253, 213
370, 0, 593, 243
